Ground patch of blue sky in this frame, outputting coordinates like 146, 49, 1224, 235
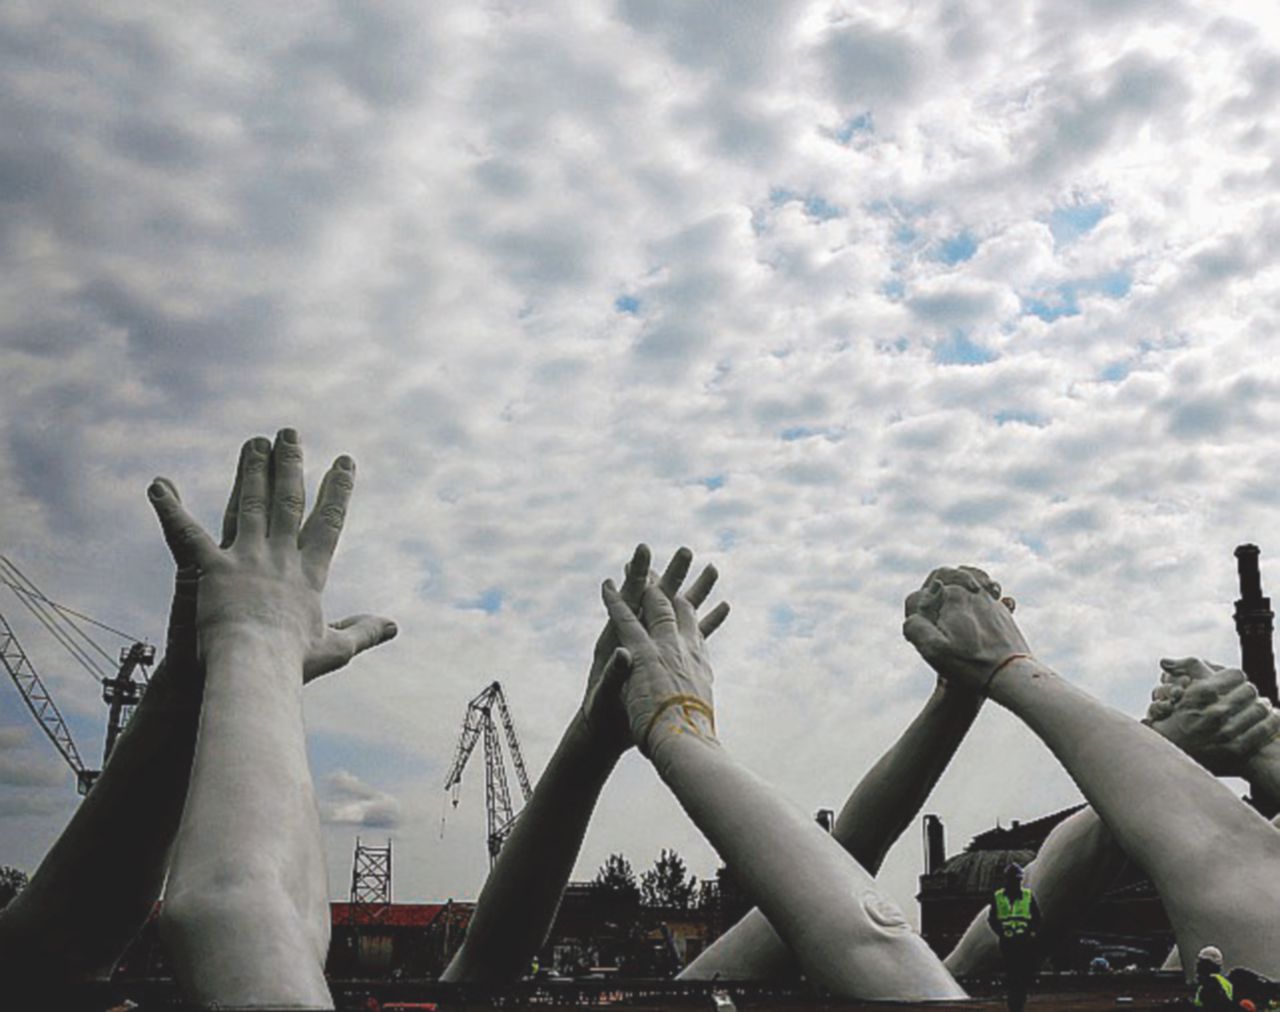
717, 529, 738, 551
457, 587, 503, 614
768, 187, 843, 221
1019, 534, 1048, 556
835, 111, 874, 144
780, 425, 837, 441
994, 409, 1049, 427
1049, 201, 1109, 245
1022, 269, 1132, 322
701, 475, 725, 490
1099, 361, 1131, 382
894, 223, 917, 244
933, 330, 998, 366
932, 231, 978, 265
307, 729, 430, 783
769, 604, 797, 636
881, 277, 905, 300
615, 295, 640, 314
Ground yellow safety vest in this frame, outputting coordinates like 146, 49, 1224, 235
993, 887, 1034, 938
1193, 973, 1233, 1007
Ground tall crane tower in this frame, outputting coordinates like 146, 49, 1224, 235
0, 555, 154, 794
442, 681, 534, 867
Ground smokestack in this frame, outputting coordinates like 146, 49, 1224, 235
1235, 544, 1277, 704
923, 814, 946, 876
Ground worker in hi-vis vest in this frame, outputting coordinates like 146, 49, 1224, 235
987, 863, 1042, 1012
1193, 946, 1236, 1010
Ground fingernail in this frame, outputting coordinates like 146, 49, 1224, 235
603, 579, 616, 594
148, 481, 166, 500
1160, 658, 1174, 669
279, 427, 299, 444
335, 455, 355, 471
252, 437, 271, 454
384, 621, 399, 639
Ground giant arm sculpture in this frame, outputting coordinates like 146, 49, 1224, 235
149, 431, 396, 1010
905, 575, 1280, 978
944, 658, 1280, 976
442, 545, 729, 982
0, 442, 393, 1003
681, 566, 993, 981
602, 560, 965, 1001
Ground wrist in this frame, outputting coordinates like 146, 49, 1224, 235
986, 655, 1053, 705
641, 697, 718, 758
571, 707, 630, 763
648, 713, 721, 777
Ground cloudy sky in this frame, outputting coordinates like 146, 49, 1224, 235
3, 0, 1280, 925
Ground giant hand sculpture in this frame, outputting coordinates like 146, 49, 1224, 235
150, 431, 395, 1010
906, 572, 1280, 979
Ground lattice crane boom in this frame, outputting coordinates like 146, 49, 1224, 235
442, 680, 534, 867
0, 611, 93, 790
0, 555, 154, 794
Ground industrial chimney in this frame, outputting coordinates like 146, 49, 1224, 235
1235, 544, 1277, 704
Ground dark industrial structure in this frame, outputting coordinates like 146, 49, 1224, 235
1235, 544, 1277, 703
918, 808, 1174, 970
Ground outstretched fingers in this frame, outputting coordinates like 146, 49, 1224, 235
699, 601, 731, 638
603, 580, 652, 654
640, 582, 679, 644
299, 455, 356, 588
269, 428, 306, 545
148, 479, 219, 570
235, 436, 273, 544
620, 543, 652, 610
683, 563, 718, 608
658, 547, 693, 599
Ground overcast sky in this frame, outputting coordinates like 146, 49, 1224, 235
3, 0, 1280, 924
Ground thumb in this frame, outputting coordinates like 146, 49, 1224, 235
600, 646, 632, 698
333, 614, 399, 656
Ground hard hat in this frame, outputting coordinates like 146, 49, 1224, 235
1197, 945, 1224, 966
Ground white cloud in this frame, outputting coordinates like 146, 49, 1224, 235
321, 769, 403, 829
1, 0, 1278, 931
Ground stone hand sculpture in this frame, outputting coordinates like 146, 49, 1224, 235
1148, 658, 1280, 785
149, 431, 395, 1010
0, 441, 392, 1004
948, 653, 1280, 976
906, 575, 1280, 979
442, 545, 729, 982
603, 558, 964, 1000
682, 567, 991, 982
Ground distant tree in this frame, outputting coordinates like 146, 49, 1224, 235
594, 853, 640, 903
0, 865, 28, 909
640, 849, 698, 910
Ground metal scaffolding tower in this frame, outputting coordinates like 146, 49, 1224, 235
443, 680, 534, 867
348, 837, 392, 925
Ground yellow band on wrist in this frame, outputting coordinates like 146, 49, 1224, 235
644, 694, 716, 747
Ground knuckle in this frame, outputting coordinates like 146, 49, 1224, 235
277, 493, 305, 516
320, 503, 347, 530
240, 495, 268, 515
177, 524, 204, 545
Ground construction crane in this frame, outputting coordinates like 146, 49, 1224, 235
442, 681, 534, 867
0, 555, 155, 794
